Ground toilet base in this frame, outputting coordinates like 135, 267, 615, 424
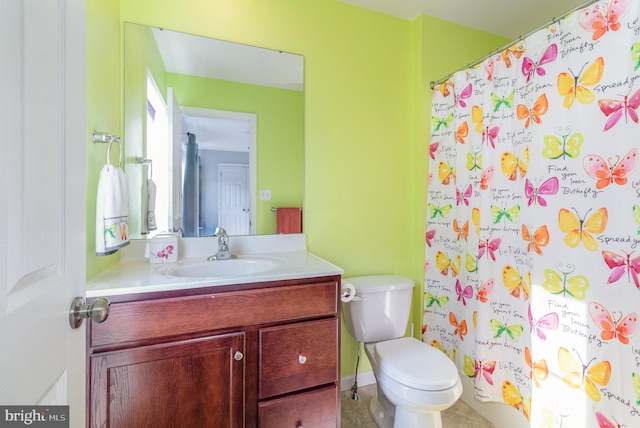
393, 406, 442, 428
369, 396, 394, 428
369, 392, 444, 428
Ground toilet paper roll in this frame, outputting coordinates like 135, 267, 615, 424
341, 281, 356, 303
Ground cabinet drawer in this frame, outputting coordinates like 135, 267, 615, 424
258, 385, 337, 428
90, 280, 338, 348
259, 318, 338, 399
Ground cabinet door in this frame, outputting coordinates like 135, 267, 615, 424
90, 333, 244, 428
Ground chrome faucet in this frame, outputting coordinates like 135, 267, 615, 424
207, 227, 234, 261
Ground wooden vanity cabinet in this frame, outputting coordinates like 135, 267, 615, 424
86, 275, 341, 428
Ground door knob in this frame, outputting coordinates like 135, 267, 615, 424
69, 297, 110, 329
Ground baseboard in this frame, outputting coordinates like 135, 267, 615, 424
340, 370, 376, 392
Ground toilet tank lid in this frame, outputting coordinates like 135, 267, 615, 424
342, 275, 414, 294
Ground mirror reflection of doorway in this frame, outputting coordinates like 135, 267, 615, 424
181, 108, 257, 236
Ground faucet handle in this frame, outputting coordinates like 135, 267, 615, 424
214, 227, 227, 237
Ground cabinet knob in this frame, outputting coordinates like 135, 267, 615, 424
234, 351, 244, 361
298, 354, 307, 364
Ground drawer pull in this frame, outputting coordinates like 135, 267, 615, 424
234, 351, 244, 361
298, 354, 307, 364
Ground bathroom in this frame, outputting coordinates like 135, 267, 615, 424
3, 0, 635, 427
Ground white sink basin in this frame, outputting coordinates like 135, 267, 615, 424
170, 256, 286, 278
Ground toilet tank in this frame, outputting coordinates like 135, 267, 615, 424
341, 275, 414, 343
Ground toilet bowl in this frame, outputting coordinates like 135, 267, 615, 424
367, 337, 462, 428
341, 275, 462, 428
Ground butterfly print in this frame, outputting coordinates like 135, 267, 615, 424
598, 88, 640, 130
455, 279, 474, 306
582, 149, 638, 189
602, 250, 640, 288
456, 184, 472, 206
517, 94, 548, 128
479, 237, 501, 261
588, 301, 637, 344
579, 0, 630, 41
425, 229, 436, 247
503, 265, 530, 299
528, 305, 559, 341
429, 142, 439, 160
522, 224, 550, 255
558, 347, 611, 401
477, 279, 495, 303
525, 177, 559, 207
449, 312, 468, 340
463, 355, 496, 385
522, 44, 558, 83
557, 57, 604, 109
456, 83, 472, 108
542, 267, 590, 300
525, 346, 549, 388
558, 207, 608, 251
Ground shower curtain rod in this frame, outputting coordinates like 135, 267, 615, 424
429, 0, 600, 89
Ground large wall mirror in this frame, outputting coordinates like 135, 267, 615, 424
123, 22, 304, 239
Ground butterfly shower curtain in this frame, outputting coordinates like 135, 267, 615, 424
424, 0, 640, 426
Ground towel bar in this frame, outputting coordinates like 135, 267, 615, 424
92, 131, 120, 144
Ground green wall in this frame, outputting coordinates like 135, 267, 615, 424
86, 0, 121, 278
86, 0, 508, 377
166, 73, 304, 235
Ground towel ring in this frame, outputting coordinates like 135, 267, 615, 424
107, 137, 123, 169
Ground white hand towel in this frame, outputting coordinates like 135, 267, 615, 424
147, 178, 157, 231
96, 165, 130, 255
140, 177, 148, 234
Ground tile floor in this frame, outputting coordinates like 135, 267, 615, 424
340, 384, 495, 427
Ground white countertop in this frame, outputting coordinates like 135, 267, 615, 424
86, 234, 344, 297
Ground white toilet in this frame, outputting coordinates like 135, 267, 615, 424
341, 275, 462, 428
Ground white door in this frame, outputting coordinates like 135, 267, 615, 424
218, 164, 250, 235
0, 0, 87, 425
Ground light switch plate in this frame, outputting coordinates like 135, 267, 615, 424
260, 189, 271, 200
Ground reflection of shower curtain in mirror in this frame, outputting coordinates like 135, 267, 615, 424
183, 132, 200, 237
424, 1, 640, 426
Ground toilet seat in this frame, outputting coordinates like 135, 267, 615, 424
374, 337, 458, 391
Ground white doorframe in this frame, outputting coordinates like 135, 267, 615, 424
181, 107, 257, 234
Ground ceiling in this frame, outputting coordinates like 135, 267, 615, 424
339, 0, 589, 39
